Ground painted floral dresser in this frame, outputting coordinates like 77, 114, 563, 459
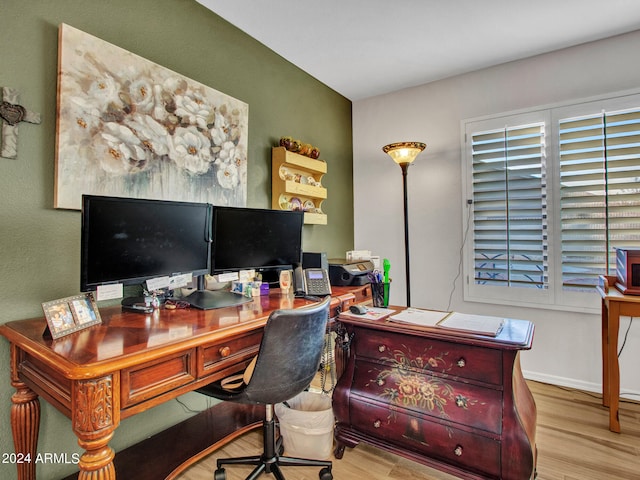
333, 314, 536, 480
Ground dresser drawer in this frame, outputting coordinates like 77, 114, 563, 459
198, 330, 262, 377
352, 360, 502, 434
350, 399, 501, 477
353, 328, 502, 385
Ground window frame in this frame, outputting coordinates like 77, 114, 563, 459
462, 109, 555, 310
461, 89, 640, 313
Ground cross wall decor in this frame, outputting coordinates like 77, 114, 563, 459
0, 87, 41, 159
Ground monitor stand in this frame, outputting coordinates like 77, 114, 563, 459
121, 296, 148, 307
184, 289, 252, 310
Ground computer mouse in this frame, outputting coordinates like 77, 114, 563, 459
349, 304, 368, 315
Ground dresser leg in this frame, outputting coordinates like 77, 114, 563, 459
10, 381, 40, 480
333, 430, 360, 460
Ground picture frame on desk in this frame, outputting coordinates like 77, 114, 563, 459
42, 293, 102, 339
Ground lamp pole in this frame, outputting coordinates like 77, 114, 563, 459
382, 141, 426, 308
400, 162, 411, 307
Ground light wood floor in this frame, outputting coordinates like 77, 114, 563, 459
176, 381, 640, 480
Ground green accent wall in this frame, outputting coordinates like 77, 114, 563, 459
0, 1, 353, 478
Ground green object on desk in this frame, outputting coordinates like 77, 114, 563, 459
383, 258, 390, 305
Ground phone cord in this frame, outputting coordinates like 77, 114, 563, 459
320, 332, 336, 395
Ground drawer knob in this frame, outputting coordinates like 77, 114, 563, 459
373, 419, 382, 428
456, 358, 466, 368
377, 379, 385, 386
455, 395, 468, 408
219, 346, 231, 357
454, 445, 463, 457
378, 345, 386, 353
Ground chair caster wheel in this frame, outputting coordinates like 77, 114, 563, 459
319, 467, 332, 480
214, 468, 226, 480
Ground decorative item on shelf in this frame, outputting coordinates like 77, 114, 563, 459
382, 141, 426, 307
279, 136, 320, 160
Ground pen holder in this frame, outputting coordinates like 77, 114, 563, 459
371, 282, 390, 307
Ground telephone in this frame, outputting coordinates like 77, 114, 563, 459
293, 266, 332, 297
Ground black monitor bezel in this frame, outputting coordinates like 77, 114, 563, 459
210, 206, 304, 276
80, 195, 212, 292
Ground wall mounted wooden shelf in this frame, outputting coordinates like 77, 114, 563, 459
271, 146, 327, 225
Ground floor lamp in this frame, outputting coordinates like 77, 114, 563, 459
382, 142, 426, 307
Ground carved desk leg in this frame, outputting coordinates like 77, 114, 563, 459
9, 345, 40, 480
72, 376, 120, 480
10, 381, 40, 480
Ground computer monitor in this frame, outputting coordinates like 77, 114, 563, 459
210, 206, 304, 283
80, 195, 211, 302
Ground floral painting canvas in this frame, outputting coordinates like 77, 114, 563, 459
55, 24, 248, 210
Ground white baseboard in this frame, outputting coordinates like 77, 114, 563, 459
522, 370, 640, 401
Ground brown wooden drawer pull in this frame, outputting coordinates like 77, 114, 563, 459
219, 346, 231, 357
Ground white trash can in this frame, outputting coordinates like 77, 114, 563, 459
275, 391, 334, 460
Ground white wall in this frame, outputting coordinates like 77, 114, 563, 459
353, 30, 640, 397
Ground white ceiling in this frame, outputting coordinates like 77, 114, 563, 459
197, 0, 640, 101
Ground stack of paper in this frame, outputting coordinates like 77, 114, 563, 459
437, 312, 505, 337
388, 308, 505, 337
388, 308, 449, 327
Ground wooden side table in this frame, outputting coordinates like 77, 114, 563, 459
596, 275, 640, 433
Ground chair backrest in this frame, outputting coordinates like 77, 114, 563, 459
241, 297, 330, 405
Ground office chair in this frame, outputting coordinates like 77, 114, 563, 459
197, 297, 333, 480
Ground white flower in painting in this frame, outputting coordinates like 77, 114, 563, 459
214, 141, 242, 189
174, 94, 211, 129
68, 74, 121, 121
125, 114, 170, 156
93, 122, 150, 174
152, 84, 171, 122
210, 112, 229, 146
64, 97, 102, 133
216, 161, 239, 189
127, 78, 156, 113
86, 74, 122, 110
216, 141, 239, 164
168, 126, 213, 174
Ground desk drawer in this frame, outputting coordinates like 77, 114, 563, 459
350, 399, 501, 477
198, 330, 262, 378
354, 328, 502, 385
121, 349, 196, 407
353, 360, 502, 434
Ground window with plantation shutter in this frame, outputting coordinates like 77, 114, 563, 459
463, 91, 640, 311
470, 122, 548, 289
559, 108, 640, 291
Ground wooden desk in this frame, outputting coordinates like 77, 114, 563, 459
0, 286, 370, 480
597, 275, 640, 433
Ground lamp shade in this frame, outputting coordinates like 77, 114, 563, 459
382, 142, 426, 165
